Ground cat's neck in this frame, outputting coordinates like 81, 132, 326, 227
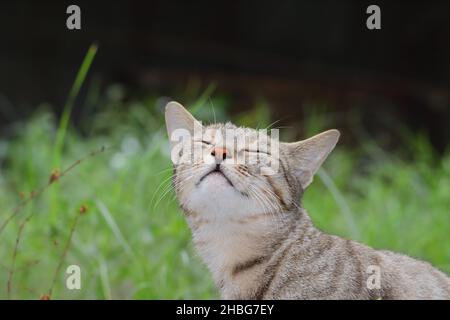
185, 206, 316, 298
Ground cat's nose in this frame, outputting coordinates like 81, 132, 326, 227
211, 147, 228, 163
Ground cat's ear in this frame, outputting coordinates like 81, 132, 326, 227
285, 129, 340, 189
165, 101, 202, 147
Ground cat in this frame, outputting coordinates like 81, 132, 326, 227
164, 101, 450, 300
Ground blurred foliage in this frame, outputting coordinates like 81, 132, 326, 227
0, 86, 449, 299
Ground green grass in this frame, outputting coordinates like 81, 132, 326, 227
0, 97, 449, 299
49, 44, 98, 228
0, 51, 449, 298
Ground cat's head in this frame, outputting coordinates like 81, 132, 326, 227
165, 101, 339, 219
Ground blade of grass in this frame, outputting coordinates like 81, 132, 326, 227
49, 44, 98, 225
52, 44, 98, 167
96, 200, 136, 259
317, 168, 361, 240
99, 258, 112, 300
189, 83, 216, 115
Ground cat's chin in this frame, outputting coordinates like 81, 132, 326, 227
186, 177, 253, 218
198, 171, 234, 188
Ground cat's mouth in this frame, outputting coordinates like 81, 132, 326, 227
197, 165, 235, 188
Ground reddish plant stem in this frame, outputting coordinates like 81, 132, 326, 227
1, 145, 110, 298
48, 213, 80, 297
7, 213, 32, 299
0, 146, 108, 235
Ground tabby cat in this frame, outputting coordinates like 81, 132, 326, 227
165, 101, 450, 300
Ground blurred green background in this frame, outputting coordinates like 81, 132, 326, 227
1, 1, 450, 299
1, 54, 450, 299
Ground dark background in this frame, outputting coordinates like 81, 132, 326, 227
0, 0, 449, 149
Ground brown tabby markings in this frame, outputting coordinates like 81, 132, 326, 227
236, 165, 250, 177
191, 218, 210, 229
232, 256, 269, 277
165, 102, 450, 300
256, 241, 296, 299
265, 175, 288, 211
230, 213, 268, 224
194, 239, 207, 246
344, 240, 364, 298
279, 159, 295, 193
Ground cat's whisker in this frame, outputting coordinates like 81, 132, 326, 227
264, 119, 282, 131
150, 173, 177, 208
249, 181, 286, 225
153, 166, 206, 210
252, 186, 280, 227
247, 185, 284, 229
152, 166, 176, 176
208, 98, 217, 125
163, 102, 450, 300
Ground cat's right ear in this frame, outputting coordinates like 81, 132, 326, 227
285, 129, 340, 189
165, 101, 202, 148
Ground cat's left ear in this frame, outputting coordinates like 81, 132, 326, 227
285, 129, 340, 189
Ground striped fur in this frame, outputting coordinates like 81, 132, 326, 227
165, 102, 450, 300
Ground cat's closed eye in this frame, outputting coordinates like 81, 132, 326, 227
194, 140, 212, 146
244, 149, 270, 155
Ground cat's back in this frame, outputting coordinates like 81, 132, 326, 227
264, 231, 450, 300
376, 249, 450, 299
263, 232, 375, 299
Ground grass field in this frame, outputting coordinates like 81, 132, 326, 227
1, 94, 449, 299
1, 50, 449, 300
